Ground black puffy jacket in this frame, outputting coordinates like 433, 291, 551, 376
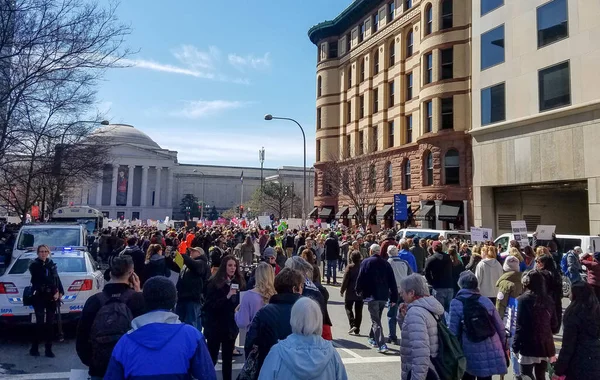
29, 258, 64, 301
176, 254, 210, 303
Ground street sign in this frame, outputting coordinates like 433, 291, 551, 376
394, 194, 408, 221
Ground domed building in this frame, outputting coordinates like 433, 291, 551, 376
68, 124, 313, 221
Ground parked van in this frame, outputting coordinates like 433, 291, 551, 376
494, 233, 595, 257
397, 229, 471, 242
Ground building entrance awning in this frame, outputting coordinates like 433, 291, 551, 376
308, 207, 318, 218
438, 201, 463, 222
415, 204, 435, 221
376, 204, 393, 220
319, 207, 334, 218
335, 206, 349, 219
347, 208, 357, 218
366, 205, 376, 217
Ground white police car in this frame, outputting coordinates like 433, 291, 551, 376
0, 247, 104, 324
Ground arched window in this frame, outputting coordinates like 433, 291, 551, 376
369, 164, 376, 192
389, 41, 396, 67
347, 66, 352, 88
355, 167, 363, 194
342, 169, 350, 195
424, 152, 433, 186
441, 0, 453, 30
403, 160, 411, 190
406, 30, 413, 57
374, 49, 380, 74
425, 4, 433, 35
384, 162, 393, 191
317, 76, 322, 97
444, 149, 460, 184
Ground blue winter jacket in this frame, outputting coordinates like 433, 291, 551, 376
448, 289, 508, 378
398, 249, 418, 273
104, 310, 216, 380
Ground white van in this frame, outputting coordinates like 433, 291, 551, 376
494, 233, 595, 257
12, 224, 88, 260
397, 229, 471, 242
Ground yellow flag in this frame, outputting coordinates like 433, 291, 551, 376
173, 250, 184, 269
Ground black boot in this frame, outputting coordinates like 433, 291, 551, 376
44, 344, 55, 358
29, 344, 40, 357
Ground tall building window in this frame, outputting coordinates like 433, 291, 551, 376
441, 48, 453, 80
316, 140, 320, 162
359, 131, 365, 154
441, 0, 453, 30
403, 160, 411, 190
384, 162, 393, 191
346, 135, 352, 158
537, 0, 568, 48
347, 66, 352, 88
317, 76, 322, 97
388, 1, 395, 22
374, 49, 380, 74
444, 149, 460, 184
346, 33, 351, 53
388, 121, 395, 148
373, 88, 379, 113
406, 30, 413, 57
441, 97, 454, 129
406, 72, 413, 100
481, 25, 505, 70
359, 22, 366, 43
406, 115, 413, 143
405, 0, 413, 10
369, 164, 376, 192
328, 41, 338, 58
317, 108, 322, 129
347, 100, 352, 123
425, 4, 433, 35
355, 167, 363, 194
389, 41, 396, 67
373, 13, 379, 32
424, 152, 433, 186
360, 58, 365, 82
359, 95, 365, 118
425, 53, 433, 84
425, 101, 433, 132
539, 61, 571, 111
481, 82, 506, 125
373, 125, 378, 151
481, 0, 504, 16
388, 80, 395, 107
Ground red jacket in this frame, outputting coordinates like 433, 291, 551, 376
582, 256, 600, 287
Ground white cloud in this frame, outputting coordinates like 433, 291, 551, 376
121, 58, 216, 79
228, 52, 271, 71
173, 45, 221, 71
172, 100, 246, 119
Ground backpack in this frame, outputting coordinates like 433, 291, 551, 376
89, 292, 134, 372
459, 295, 496, 343
389, 257, 412, 288
561, 251, 579, 275
428, 311, 467, 380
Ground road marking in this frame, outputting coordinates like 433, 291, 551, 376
333, 341, 363, 359
0, 373, 71, 380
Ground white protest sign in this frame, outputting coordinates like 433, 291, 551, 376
258, 215, 271, 228
287, 218, 302, 230
511, 220, 529, 247
535, 225, 556, 240
107, 220, 119, 228
157, 223, 167, 231
471, 227, 493, 242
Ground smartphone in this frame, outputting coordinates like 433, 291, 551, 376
231, 283, 239, 290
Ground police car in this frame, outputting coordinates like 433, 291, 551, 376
0, 247, 104, 324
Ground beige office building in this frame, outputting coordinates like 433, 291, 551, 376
309, 0, 473, 229
471, 0, 600, 234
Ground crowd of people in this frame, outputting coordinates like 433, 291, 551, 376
15, 221, 600, 380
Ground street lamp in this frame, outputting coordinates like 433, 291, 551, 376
264, 114, 306, 224
259, 147, 265, 191
192, 169, 207, 220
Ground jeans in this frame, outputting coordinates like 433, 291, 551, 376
175, 300, 202, 331
387, 298, 402, 341
326, 260, 338, 283
432, 288, 454, 313
338, 254, 347, 271
206, 334, 235, 380
32, 298, 57, 347
344, 299, 363, 332
507, 335, 520, 376
367, 300, 387, 347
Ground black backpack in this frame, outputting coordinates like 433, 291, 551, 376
89, 292, 134, 372
459, 294, 496, 343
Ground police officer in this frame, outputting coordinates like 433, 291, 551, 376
29, 244, 64, 357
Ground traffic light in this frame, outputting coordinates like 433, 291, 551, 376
239, 205, 244, 217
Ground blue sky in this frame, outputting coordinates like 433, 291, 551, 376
96, 0, 353, 168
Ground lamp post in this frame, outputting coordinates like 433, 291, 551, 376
259, 147, 265, 192
192, 169, 206, 220
264, 114, 306, 224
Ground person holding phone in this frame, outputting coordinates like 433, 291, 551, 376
203, 255, 246, 380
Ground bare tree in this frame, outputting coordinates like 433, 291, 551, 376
248, 182, 301, 219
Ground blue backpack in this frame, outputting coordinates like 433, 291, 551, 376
560, 251, 575, 275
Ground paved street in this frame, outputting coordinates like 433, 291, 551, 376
0, 283, 567, 380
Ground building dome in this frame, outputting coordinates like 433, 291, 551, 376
92, 124, 161, 149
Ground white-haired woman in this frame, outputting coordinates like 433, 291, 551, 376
398, 274, 445, 380
258, 297, 348, 380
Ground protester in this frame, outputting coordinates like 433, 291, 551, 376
301, 248, 321, 285
324, 231, 340, 284
448, 245, 465, 295
379, 231, 397, 261
29, 244, 64, 358
536, 254, 564, 332
410, 237, 427, 273
581, 251, 600, 301
203, 255, 246, 380
424, 241, 454, 312
386, 245, 411, 345
175, 246, 210, 330
275, 246, 287, 269
235, 262, 276, 330
241, 236, 255, 265
475, 246, 504, 304
397, 239, 417, 273
263, 247, 282, 275
119, 236, 145, 278
104, 277, 216, 380
340, 251, 363, 335
398, 274, 445, 380
355, 244, 398, 353
144, 243, 170, 283
459, 243, 472, 264
554, 282, 600, 380
449, 271, 508, 380
258, 297, 348, 380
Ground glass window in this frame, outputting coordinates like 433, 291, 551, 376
17, 228, 81, 249
346, 33, 351, 53
316, 140, 321, 161
389, 41, 395, 67
374, 49, 380, 74
406, 115, 413, 143
481, 0, 504, 15
347, 100, 352, 123
343, 170, 350, 194
388, 121, 395, 148
425, 101, 433, 132
425, 4, 433, 35
425, 152, 433, 185
537, 0, 568, 48
317, 76, 322, 97
346, 135, 352, 157
373, 13, 379, 32
385, 162, 393, 191
425, 53, 433, 83
444, 149, 460, 185
360, 23, 366, 43
441, 48, 453, 80
388, 1, 395, 22
347, 66, 352, 88
403, 160, 411, 190
407, 31, 413, 57
360, 95, 365, 118
406, 72, 413, 100
406, 0, 413, 10
10, 256, 86, 274
360, 58, 365, 82
441, 0, 453, 29
539, 61, 570, 111
317, 108, 322, 129
481, 25, 505, 70
373, 88, 379, 113
355, 167, 363, 194
359, 131, 365, 154
369, 164, 376, 192
441, 97, 454, 129
329, 42, 338, 58
481, 82, 506, 125
373, 125, 378, 151
389, 80, 395, 107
